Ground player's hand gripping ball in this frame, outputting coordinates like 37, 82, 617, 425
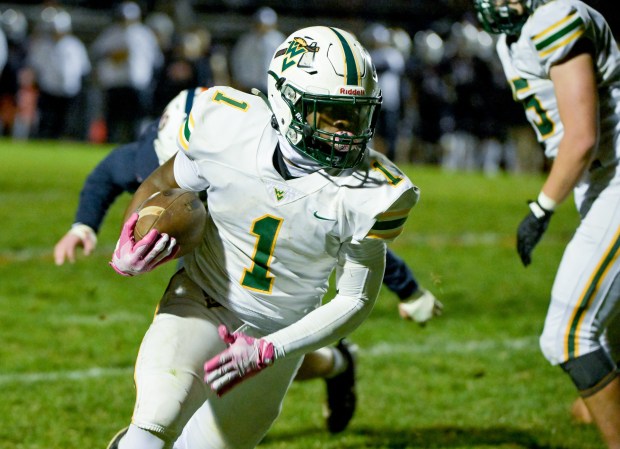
134, 189, 207, 258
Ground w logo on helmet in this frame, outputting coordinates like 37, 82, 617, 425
280, 37, 320, 72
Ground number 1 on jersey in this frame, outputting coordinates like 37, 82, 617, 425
241, 215, 283, 293
212, 91, 249, 111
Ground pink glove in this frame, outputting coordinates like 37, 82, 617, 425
204, 325, 275, 396
109, 213, 179, 276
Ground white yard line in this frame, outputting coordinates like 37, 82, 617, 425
0, 230, 573, 264
0, 233, 511, 263
0, 244, 118, 262
367, 336, 536, 356
0, 336, 538, 386
0, 366, 133, 385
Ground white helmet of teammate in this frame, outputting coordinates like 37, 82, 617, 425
154, 87, 207, 165
267, 26, 382, 169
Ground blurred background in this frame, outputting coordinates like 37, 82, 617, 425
0, 0, 615, 174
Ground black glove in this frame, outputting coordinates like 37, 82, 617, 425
516, 200, 553, 267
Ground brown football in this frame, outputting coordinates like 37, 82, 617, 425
133, 189, 207, 258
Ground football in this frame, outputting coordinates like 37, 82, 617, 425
133, 189, 207, 257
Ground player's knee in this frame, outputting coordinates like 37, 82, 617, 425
133, 371, 206, 439
560, 348, 618, 398
539, 331, 563, 365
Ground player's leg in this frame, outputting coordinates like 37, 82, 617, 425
295, 343, 351, 380
539, 193, 620, 448
294, 340, 358, 433
583, 376, 620, 448
570, 396, 592, 424
571, 311, 620, 424
322, 339, 357, 433
111, 269, 242, 449
173, 343, 304, 449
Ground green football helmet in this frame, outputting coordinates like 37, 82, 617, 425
267, 26, 382, 170
473, 0, 544, 35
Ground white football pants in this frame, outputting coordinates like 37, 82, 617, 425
540, 166, 620, 365
128, 269, 303, 449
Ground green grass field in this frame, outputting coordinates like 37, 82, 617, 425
0, 139, 604, 448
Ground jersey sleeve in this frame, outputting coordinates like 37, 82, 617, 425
526, 1, 589, 74
173, 150, 210, 191
174, 86, 272, 189
347, 153, 420, 244
366, 186, 418, 242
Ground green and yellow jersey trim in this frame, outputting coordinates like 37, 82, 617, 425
532, 10, 585, 58
564, 225, 620, 359
367, 207, 411, 240
179, 112, 194, 152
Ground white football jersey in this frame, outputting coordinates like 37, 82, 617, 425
175, 86, 419, 332
496, 0, 620, 166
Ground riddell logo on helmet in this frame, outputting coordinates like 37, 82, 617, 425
338, 87, 365, 95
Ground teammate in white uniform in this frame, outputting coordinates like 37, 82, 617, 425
108, 26, 419, 449
474, 1, 620, 447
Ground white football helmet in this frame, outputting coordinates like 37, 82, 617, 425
267, 26, 382, 169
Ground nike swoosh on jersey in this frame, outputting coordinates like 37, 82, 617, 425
313, 211, 336, 221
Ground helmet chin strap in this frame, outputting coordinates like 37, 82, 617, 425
277, 134, 323, 177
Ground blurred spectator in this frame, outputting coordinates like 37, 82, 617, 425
475, 31, 521, 176
0, 21, 7, 77
0, 8, 29, 137
153, 25, 229, 114
439, 20, 483, 171
229, 6, 284, 94
363, 23, 406, 162
407, 28, 452, 165
145, 11, 175, 57
438, 16, 520, 175
0, 21, 8, 131
90, 1, 163, 143
27, 8, 91, 140
12, 66, 38, 140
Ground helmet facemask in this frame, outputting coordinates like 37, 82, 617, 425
474, 0, 539, 36
275, 80, 381, 169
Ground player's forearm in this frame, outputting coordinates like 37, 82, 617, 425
265, 290, 376, 359
265, 240, 385, 359
541, 139, 594, 206
545, 52, 598, 205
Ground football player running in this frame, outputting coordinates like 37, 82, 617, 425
54, 86, 439, 438
473, 0, 620, 447
54, 92, 441, 330
54, 101, 439, 440
106, 26, 419, 449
